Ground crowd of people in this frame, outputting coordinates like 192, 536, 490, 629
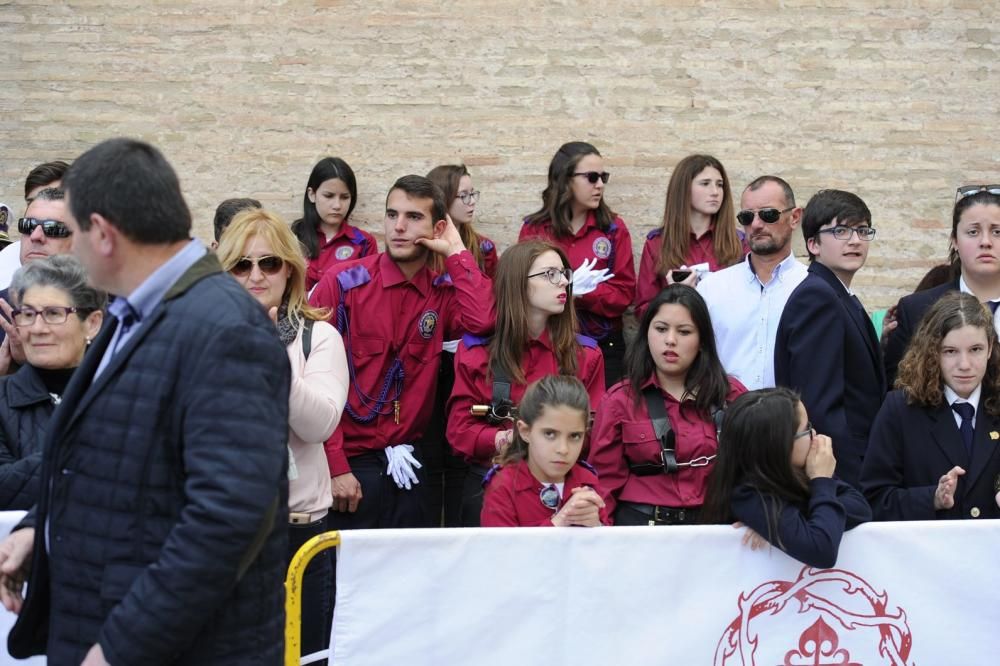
0, 138, 997, 663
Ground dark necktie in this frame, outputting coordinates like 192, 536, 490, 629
951, 402, 975, 457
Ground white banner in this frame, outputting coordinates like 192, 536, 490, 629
0, 511, 45, 666
332, 522, 1000, 666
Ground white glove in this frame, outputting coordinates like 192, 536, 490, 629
385, 444, 422, 490
572, 258, 615, 296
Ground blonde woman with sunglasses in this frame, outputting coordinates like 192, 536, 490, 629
217, 208, 348, 658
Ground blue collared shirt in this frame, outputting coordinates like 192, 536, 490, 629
697, 251, 808, 390
94, 239, 207, 379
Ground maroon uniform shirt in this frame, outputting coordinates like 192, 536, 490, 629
518, 212, 636, 340
310, 250, 495, 475
446, 330, 606, 466
305, 221, 378, 291
588, 375, 747, 517
481, 460, 610, 527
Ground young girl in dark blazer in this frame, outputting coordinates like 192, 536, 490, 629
862, 292, 1000, 520
702, 388, 871, 568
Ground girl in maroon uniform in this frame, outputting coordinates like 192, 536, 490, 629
636, 154, 745, 317
291, 157, 377, 291
481, 375, 609, 527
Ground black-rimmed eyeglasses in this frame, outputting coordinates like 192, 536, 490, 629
817, 226, 876, 241
12, 305, 84, 327
527, 267, 572, 285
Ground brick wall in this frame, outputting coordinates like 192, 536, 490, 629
1, 1, 997, 309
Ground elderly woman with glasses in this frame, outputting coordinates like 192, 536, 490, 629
217, 207, 348, 658
0, 255, 105, 510
446, 240, 605, 526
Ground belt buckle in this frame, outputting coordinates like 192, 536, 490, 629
654, 507, 685, 524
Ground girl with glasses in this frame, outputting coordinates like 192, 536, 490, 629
217, 208, 348, 658
636, 154, 746, 318
421, 164, 499, 525
520, 141, 636, 386
589, 285, 746, 526
862, 292, 1000, 521
448, 241, 606, 526
291, 157, 377, 291
0, 255, 105, 510
480, 375, 609, 527
702, 388, 871, 569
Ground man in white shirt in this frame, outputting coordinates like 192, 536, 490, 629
697, 176, 807, 389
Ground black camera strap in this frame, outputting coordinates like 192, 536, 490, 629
628, 386, 678, 475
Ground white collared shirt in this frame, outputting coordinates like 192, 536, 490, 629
944, 383, 982, 429
958, 275, 1000, 334
697, 251, 809, 390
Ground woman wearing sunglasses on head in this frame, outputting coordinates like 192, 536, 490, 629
291, 157, 378, 292
217, 209, 348, 658
447, 241, 605, 526
636, 154, 746, 318
520, 142, 636, 386
0, 255, 105, 510
588, 285, 746, 525
884, 186, 1000, 387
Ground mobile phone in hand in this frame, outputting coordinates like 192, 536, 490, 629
672, 270, 692, 282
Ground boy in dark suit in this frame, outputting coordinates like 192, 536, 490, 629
775, 189, 886, 489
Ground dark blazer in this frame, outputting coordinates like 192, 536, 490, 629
882, 280, 959, 388
775, 262, 887, 488
0, 363, 56, 510
861, 389, 1000, 521
731, 477, 871, 569
8, 252, 292, 665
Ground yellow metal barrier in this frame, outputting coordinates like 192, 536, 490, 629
284, 530, 341, 666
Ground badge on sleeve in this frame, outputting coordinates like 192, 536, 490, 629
418, 310, 439, 339
335, 245, 355, 260
592, 236, 611, 259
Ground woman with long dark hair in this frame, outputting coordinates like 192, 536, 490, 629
520, 141, 636, 385
291, 157, 377, 290
588, 284, 745, 525
447, 240, 605, 526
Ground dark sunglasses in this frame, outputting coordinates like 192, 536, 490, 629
18, 217, 72, 238
573, 171, 610, 184
539, 484, 561, 509
956, 184, 1000, 201
736, 207, 794, 226
230, 255, 285, 277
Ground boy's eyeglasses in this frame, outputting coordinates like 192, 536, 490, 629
18, 217, 72, 238
527, 267, 572, 285
456, 190, 480, 206
817, 226, 876, 241
230, 256, 285, 277
956, 184, 1000, 201
736, 207, 794, 226
573, 171, 610, 184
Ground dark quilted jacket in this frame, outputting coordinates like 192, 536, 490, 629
8, 253, 291, 665
0, 364, 56, 510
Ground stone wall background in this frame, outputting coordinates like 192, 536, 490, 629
1, 0, 998, 309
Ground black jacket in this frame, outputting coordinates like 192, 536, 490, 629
0, 363, 57, 510
9, 252, 292, 665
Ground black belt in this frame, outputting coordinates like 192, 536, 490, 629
618, 501, 699, 524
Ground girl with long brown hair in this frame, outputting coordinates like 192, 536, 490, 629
447, 240, 605, 526
426, 164, 498, 277
636, 154, 745, 316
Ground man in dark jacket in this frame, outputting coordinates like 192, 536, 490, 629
0, 138, 291, 665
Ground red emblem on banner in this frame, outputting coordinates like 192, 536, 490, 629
714, 567, 913, 666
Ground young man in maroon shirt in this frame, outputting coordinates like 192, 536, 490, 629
310, 175, 496, 528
